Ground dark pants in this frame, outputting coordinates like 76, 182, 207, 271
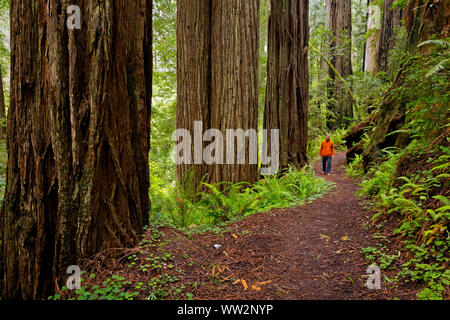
322, 156, 332, 174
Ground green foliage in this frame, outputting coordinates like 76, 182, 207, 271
346, 154, 364, 179
50, 227, 192, 301
354, 140, 449, 299
348, 39, 450, 299
358, 148, 401, 198
151, 166, 335, 230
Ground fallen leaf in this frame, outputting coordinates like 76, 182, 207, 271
256, 280, 272, 286
251, 285, 261, 291
341, 235, 349, 241
241, 279, 248, 291
319, 233, 330, 240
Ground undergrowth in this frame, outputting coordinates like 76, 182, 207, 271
50, 225, 193, 301
151, 166, 336, 231
346, 39, 449, 300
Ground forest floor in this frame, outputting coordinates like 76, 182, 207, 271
156, 152, 418, 300
78, 151, 419, 300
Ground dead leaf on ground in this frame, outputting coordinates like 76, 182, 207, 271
251, 285, 261, 291
241, 279, 248, 291
319, 233, 330, 240
256, 280, 272, 286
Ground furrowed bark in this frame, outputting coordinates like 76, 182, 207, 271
176, 0, 260, 188
176, 0, 211, 189
0, 67, 5, 141
364, 0, 381, 73
264, 0, 309, 170
326, 0, 353, 128
0, 0, 152, 299
376, 0, 402, 74
210, 0, 260, 185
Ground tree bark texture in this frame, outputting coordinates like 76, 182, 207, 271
0, 0, 153, 299
176, 0, 260, 188
176, 0, 212, 189
326, 0, 353, 128
0, 67, 5, 140
264, 0, 309, 170
376, 0, 402, 73
364, 0, 381, 73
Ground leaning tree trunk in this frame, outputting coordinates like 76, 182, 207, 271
264, 0, 309, 170
0, 67, 5, 141
0, 0, 152, 299
326, 0, 353, 128
362, 0, 449, 170
376, 0, 402, 74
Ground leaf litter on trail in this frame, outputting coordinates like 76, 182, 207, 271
232, 279, 273, 291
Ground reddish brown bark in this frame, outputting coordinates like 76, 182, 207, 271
264, 0, 309, 169
0, 66, 5, 140
326, 0, 353, 128
0, 0, 152, 299
364, 0, 381, 73
209, 0, 260, 185
376, 0, 402, 73
176, 0, 211, 189
176, 0, 260, 188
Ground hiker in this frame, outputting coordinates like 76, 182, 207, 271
320, 133, 335, 175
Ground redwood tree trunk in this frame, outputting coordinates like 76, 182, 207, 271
0, 0, 152, 299
326, 0, 353, 128
176, 0, 260, 188
176, 0, 211, 189
210, 0, 260, 185
364, 0, 381, 73
264, 0, 309, 169
376, 0, 402, 73
0, 66, 5, 141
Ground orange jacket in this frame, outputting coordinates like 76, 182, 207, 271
320, 139, 335, 157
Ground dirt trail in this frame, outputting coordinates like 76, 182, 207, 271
163, 152, 414, 299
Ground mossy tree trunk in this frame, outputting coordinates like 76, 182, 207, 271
264, 0, 309, 170
362, 0, 449, 170
0, 0, 153, 299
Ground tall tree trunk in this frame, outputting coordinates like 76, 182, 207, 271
0, 0, 153, 299
376, 0, 402, 73
176, 0, 260, 188
326, 0, 353, 128
364, 0, 381, 73
0, 67, 5, 141
264, 0, 309, 169
209, 0, 260, 185
176, 0, 211, 189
